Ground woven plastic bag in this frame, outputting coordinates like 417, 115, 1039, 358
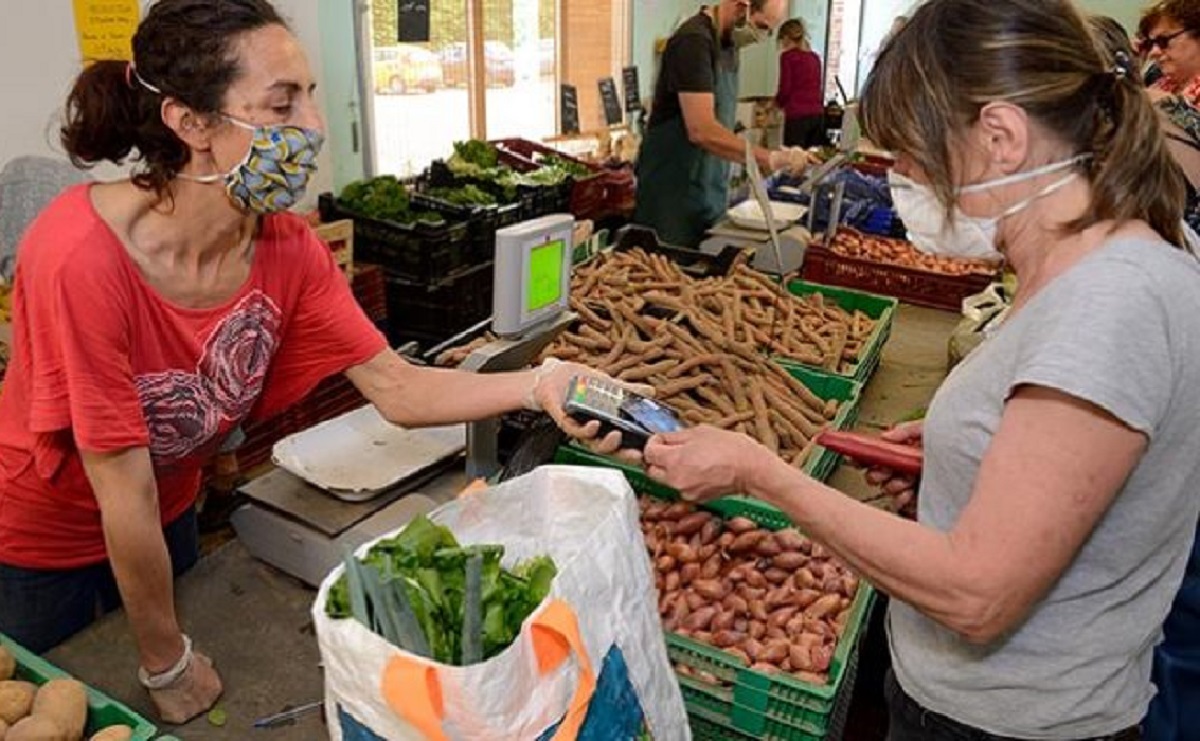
314, 465, 690, 741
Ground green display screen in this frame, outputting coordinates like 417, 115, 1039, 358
527, 239, 564, 313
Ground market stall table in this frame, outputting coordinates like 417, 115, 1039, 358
46, 303, 960, 740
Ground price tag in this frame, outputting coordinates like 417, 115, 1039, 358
560, 84, 581, 134
622, 66, 642, 112
598, 77, 623, 127
397, 0, 431, 44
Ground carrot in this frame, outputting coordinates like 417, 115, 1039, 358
621, 359, 679, 382
665, 354, 723, 379
720, 357, 751, 413
748, 382, 779, 455
713, 411, 756, 429
816, 431, 923, 475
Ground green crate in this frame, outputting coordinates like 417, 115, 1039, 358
667, 499, 874, 741
633, 492, 874, 740
554, 365, 861, 489
777, 281, 898, 386
1, 632, 158, 740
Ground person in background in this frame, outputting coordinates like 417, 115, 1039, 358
1142, 0, 1200, 106
634, 0, 807, 247
775, 18, 826, 148
1093, 14, 1200, 238
1136, 4, 1166, 87
0, 0, 628, 725
643, 0, 1200, 739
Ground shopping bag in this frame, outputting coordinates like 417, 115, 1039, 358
314, 465, 690, 741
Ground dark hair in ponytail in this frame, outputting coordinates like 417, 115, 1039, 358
861, 0, 1187, 248
60, 0, 286, 197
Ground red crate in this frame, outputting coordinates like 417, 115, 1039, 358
599, 165, 636, 219
491, 138, 607, 221
802, 231, 997, 312
351, 263, 388, 324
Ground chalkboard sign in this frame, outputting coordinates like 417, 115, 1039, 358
622, 66, 642, 112
397, 1, 431, 44
560, 84, 581, 134
598, 77, 623, 126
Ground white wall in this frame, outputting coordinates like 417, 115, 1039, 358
0, 0, 334, 210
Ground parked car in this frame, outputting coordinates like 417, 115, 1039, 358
373, 45, 444, 95
439, 41, 515, 88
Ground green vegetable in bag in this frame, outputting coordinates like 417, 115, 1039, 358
327, 515, 557, 666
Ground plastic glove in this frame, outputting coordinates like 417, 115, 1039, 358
145, 647, 223, 725
768, 147, 812, 175
527, 358, 655, 456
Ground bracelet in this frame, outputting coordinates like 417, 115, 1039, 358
138, 635, 194, 690
524, 357, 562, 412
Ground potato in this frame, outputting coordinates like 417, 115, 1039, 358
729, 530, 767, 555
89, 727, 134, 741
682, 607, 717, 632
34, 679, 87, 741
804, 594, 843, 620
679, 562, 700, 585
0, 681, 36, 725
692, 579, 728, 601
674, 512, 710, 537
773, 551, 808, 571
726, 517, 758, 534
7, 715, 66, 741
0, 648, 13, 682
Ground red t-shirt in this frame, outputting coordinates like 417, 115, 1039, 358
0, 185, 387, 568
775, 48, 824, 120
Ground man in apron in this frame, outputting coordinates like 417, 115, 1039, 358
634, 0, 801, 247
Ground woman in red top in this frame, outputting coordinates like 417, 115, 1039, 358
0, 0, 622, 724
775, 19, 826, 148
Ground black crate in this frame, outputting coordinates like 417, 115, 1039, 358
611, 225, 750, 278
383, 261, 494, 350
318, 193, 472, 286
410, 192, 521, 266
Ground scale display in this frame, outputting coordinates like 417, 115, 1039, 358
494, 214, 574, 338
527, 239, 565, 313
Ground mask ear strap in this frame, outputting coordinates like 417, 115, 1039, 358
995, 171, 1080, 220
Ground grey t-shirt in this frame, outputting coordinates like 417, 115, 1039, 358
888, 236, 1200, 738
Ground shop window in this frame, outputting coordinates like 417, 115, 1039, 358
360, 1, 629, 176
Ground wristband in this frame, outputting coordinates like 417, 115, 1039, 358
138, 635, 194, 690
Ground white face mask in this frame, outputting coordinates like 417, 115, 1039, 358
889, 155, 1091, 261
731, 5, 768, 48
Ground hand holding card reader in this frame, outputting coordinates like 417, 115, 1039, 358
563, 376, 685, 451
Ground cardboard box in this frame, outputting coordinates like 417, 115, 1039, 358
315, 219, 354, 281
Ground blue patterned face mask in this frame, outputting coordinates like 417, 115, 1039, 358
182, 116, 325, 214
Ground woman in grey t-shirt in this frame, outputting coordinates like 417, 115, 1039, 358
640, 0, 1200, 738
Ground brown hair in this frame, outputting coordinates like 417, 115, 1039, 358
861, 0, 1186, 247
778, 19, 808, 46
1139, 3, 1165, 43
1158, 0, 1200, 35
1090, 15, 1144, 85
60, 0, 286, 197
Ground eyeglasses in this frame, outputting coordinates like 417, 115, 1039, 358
1145, 29, 1189, 51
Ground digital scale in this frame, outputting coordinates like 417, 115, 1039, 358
233, 214, 579, 586
563, 376, 685, 451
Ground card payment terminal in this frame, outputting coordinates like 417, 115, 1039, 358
563, 376, 685, 450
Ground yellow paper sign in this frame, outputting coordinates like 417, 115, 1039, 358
73, 0, 141, 63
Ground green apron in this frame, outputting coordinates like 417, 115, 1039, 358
634, 24, 739, 248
